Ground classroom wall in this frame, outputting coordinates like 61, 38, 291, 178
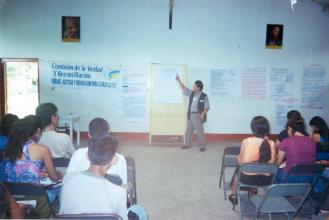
1, 0, 329, 134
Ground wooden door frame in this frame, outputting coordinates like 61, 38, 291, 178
0, 58, 39, 119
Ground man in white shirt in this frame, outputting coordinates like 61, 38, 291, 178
66, 118, 127, 184
36, 103, 75, 158
60, 135, 128, 220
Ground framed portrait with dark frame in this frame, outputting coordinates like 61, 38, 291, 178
62, 16, 80, 42
265, 24, 283, 49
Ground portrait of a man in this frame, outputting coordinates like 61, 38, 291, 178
62, 16, 80, 42
265, 24, 283, 49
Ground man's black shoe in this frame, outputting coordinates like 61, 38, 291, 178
181, 145, 191, 149
200, 147, 206, 152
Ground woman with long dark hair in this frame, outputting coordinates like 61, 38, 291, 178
3, 115, 61, 218
309, 116, 329, 160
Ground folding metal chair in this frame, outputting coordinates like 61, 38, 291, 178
55, 213, 123, 220
5, 182, 58, 217
126, 156, 137, 206
283, 163, 325, 186
236, 163, 278, 220
309, 175, 329, 215
250, 183, 311, 220
219, 145, 240, 200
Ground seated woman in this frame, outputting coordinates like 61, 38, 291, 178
276, 116, 316, 183
309, 116, 329, 161
3, 116, 62, 218
229, 116, 276, 204
0, 114, 19, 150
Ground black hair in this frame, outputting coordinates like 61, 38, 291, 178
309, 116, 329, 137
194, 80, 203, 91
88, 118, 110, 138
5, 116, 40, 162
287, 110, 301, 120
0, 114, 19, 136
258, 140, 271, 163
287, 116, 306, 135
250, 116, 270, 138
88, 134, 118, 166
35, 102, 58, 129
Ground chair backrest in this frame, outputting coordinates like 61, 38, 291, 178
125, 156, 135, 173
52, 157, 71, 168
265, 183, 311, 197
105, 174, 123, 186
55, 213, 123, 220
223, 146, 240, 156
5, 182, 51, 208
238, 163, 278, 187
5, 182, 48, 197
256, 183, 312, 218
283, 164, 325, 184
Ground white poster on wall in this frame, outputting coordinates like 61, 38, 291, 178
301, 64, 326, 109
210, 69, 237, 98
153, 65, 183, 104
241, 67, 267, 100
269, 68, 295, 99
120, 66, 150, 130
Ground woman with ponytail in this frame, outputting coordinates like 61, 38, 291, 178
229, 116, 276, 204
276, 116, 316, 183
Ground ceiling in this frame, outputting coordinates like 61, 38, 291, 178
313, 0, 329, 12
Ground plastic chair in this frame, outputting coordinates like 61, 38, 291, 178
250, 183, 311, 220
5, 182, 58, 217
126, 156, 137, 206
236, 163, 278, 219
219, 146, 240, 200
55, 213, 123, 219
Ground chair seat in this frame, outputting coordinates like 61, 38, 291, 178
251, 195, 297, 213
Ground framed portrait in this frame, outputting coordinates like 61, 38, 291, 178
62, 16, 80, 42
265, 24, 283, 49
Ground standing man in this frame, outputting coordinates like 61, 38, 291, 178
176, 75, 210, 151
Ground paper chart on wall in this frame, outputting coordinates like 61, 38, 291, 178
120, 66, 150, 130
274, 98, 299, 133
269, 68, 298, 133
153, 65, 183, 104
210, 69, 237, 98
241, 67, 267, 100
269, 68, 295, 99
301, 64, 326, 109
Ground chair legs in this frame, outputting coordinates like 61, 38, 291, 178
219, 162, 224, 188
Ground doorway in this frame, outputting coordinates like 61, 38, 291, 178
0, 59, 39, 119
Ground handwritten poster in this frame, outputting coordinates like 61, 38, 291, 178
301, 65, 326, 109
270, 68, 294, 99
153, 65, 183, 104
120, 67, 149, 121
274, 98, 299, 133
241, 68, 267, 100
210, 69, 237, 98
